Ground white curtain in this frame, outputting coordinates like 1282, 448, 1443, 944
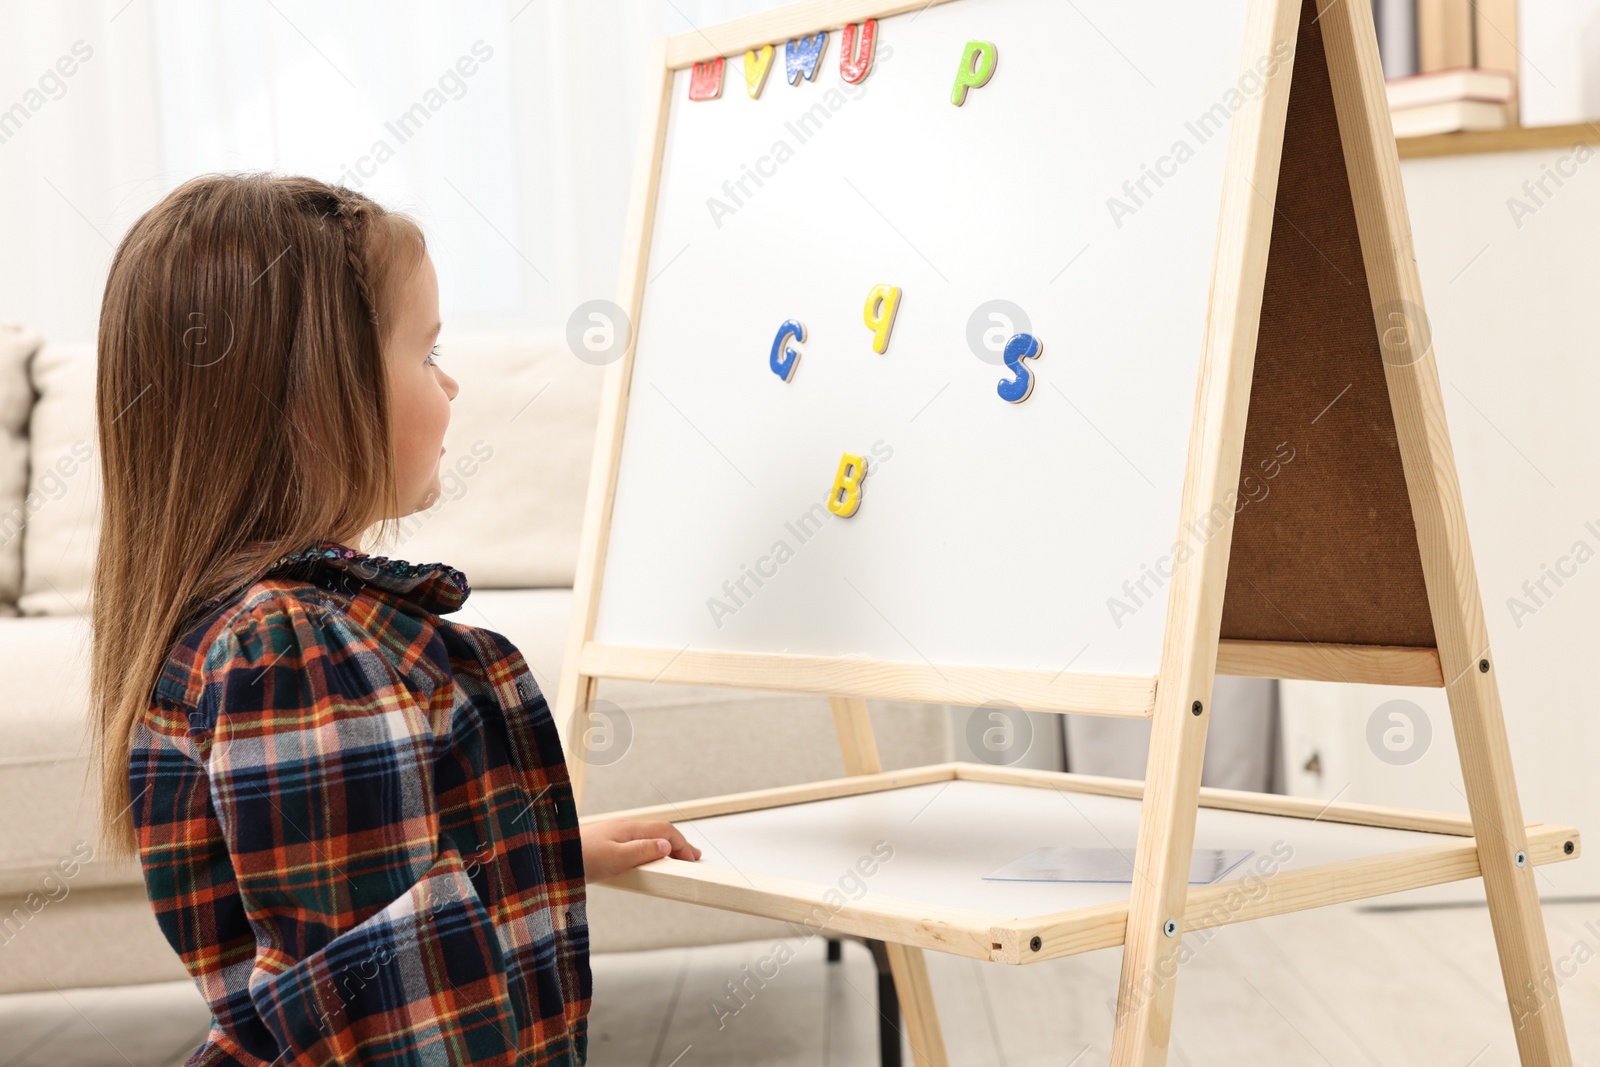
0, 0, 166, 344
0, 0, 788, 345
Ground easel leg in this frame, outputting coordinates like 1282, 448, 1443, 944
564, 674, 599, 813
1313, 0, 1577, 1058
1445, 669, 1574, 1061
1107, 691, 1210, 1066
829, 696, 950, 1067
1101, 0, 1302, 1056
882, 942, 946, 1067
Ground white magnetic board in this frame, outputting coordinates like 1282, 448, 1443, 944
594, 0, 1256, 678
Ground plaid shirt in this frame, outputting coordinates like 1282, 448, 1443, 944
131, 540, 590, 1066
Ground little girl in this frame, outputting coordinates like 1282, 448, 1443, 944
87, 173, 700, 1066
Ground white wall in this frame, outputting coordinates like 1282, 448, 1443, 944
1519, 0, 1600, 126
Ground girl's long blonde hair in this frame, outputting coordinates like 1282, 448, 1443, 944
90, 173, 426, 856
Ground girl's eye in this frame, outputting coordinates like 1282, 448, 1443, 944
425, 345, 442, 367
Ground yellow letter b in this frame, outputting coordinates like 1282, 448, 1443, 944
828, 452, 868, 517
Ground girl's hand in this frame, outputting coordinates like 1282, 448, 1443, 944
580, 818, 702, 882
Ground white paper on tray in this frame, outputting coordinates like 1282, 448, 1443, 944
982, 846, 1255, 885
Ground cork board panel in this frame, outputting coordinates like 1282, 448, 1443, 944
1220, 1, 1437, 649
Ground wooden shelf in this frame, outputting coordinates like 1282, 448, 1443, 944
1397, 120, 1600, 159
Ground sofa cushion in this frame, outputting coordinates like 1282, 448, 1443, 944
18, 340, 98, 617
363, 329, 604, 589
0, 612, 140, 896
0, 322, 44, 615
0, 886, 191, 994
20, 331, 605, 615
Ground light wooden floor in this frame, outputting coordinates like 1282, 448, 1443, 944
4, 897, 1597, 1066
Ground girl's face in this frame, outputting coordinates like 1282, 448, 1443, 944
384, 250, 458, 516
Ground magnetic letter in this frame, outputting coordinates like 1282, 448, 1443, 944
828, 452, 868, 517
997, 333, 1042, 403
839, 20, 878, 84
863, 285, 901, 354
744, 44, 775, 98
689, 56, 725, 100
786, 33, 828, 85
951, 40, 998, 106
770, 319, 805, 382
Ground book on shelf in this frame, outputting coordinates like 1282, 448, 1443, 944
1387, 67, 1515, 137
1390, 99, 1511, 137
1386, 67, 1516, 110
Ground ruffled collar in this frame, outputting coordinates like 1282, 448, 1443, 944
260, 539, 471, 615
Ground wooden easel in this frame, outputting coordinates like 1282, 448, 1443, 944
555, 0, 1580, 1063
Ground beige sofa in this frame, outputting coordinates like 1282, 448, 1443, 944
0, 325, 961, 994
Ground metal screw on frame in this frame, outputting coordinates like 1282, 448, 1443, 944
1514, 850, 1527, 868
1163, 918, 1178, 937
1191, 700, 1203, 717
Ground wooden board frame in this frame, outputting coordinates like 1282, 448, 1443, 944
555, 0, 1580, 1063
574, 640, 1444, 721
